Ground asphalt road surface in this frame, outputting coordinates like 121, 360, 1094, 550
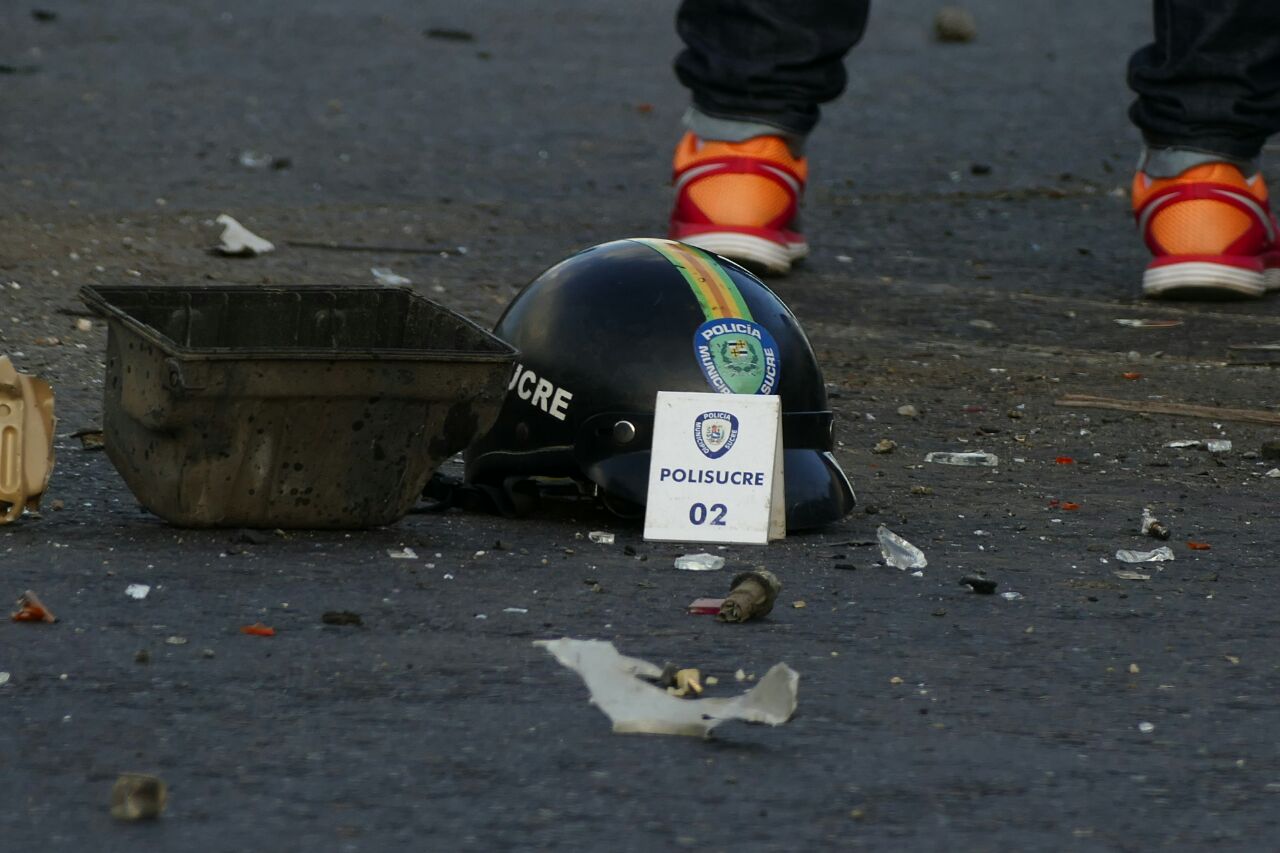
4, 1, 1280, 850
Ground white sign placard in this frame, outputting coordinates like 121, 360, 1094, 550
643, 391, 784, 544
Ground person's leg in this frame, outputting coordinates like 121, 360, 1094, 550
675, 0, 870, 143
1128, 0, 1280, 297
669, 0, 869, 275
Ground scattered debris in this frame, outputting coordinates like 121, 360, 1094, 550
718, 569, 781, 623
72, 428, 104, 450
588, 531, 615, 545
792, 600, 807, 609
74, 317, 93, 332
1116, 546, 1175, 564
1164, 439, 1232, 454
1138, 722, 1155, 734
897, 404, 920, 418
665, 668, 703, 698
237, 150, 273, 169
370, 267, 412, 286
934, 6, 977, 42
1266, 468, 1280, 478
0, 356, 56, 523
424, 27, 475, 41
11, 590, 56, 623
1056, 394, 1280, 427
877, 525, 928, 570
674, 553, 725, 572
1000, 591, 1024, 601
1122, 372, 1142, 380
213, 214, 275, 257
1114, 569, 1151, 581
388, 547, 418, 560
534, 638, 799, 737
240, 622, 275, 637
285, 239, 460, 254
872, 439, 897, 454
1141, 508, 1171, 540
134, 650, 150, 664
125, 584, 150, 600
0, 672, 9, 685
924, 450, 998, 467
503, 607, 528, 614
322, 610, 363, 626
1056, 456, 1075, 465
165, 636, 187, 646
1187, 541, 1211, 551
960, 575, 997, 594
1114, 318, 1182, 328
110, 774, 167, 821
687, 597, 725, 615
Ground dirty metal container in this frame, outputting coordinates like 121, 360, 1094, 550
80, 284, 517, 529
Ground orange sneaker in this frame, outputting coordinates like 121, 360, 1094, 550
669, 132, 807, 275
1133, 162, 1280, 298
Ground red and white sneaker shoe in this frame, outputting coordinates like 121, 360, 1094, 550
1133, 162, 1280, 298
669, 132, 808, 275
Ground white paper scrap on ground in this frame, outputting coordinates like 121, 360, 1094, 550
370, 267, 411, 286
125, 584, 150, 600
535, 638, 798, 738
644, 391, 784, 545
214, 214, 275, 256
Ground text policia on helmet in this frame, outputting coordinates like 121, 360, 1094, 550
509, 363, 574, 421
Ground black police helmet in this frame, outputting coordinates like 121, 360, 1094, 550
465, 238, 855, 530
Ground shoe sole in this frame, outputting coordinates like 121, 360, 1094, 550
1143, 261, 1267, 299
678, 231, 808, 276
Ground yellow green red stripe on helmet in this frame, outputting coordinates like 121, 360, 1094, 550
631, 238, 753, 321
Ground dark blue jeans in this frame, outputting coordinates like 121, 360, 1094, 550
676, 0, 1280, 159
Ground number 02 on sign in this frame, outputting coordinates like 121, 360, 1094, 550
643, 391, 785, 544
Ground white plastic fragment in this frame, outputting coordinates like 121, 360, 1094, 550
1165, 440, 1200, 449
1116, 546, 1175, 564
534, 638, 798, 737
674, 553, 725, 572
503, 607, 528, 614
125, 584, 150, 600
1266, 469, 1280, 479
213, 214, 274, 256
924, 451, 999, 467
1205, 439, 1232, 454
1114, 569, 1151, 581
877, 525, 927, 570
387, 547, 418, 560
1138, 721, 1155, 734
1000, 591, 1023, 601
0, 672, 9, 686
588, 531, 615, 545
370, 267, 411, 286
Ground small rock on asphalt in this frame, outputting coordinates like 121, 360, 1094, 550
934, 6, 977, 42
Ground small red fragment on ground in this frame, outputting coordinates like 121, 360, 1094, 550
1122, 372, 1142, 380
1060, 502, 1081, 511
635, 103, 654, 114
1055, 456, 1075, 465
11, 590, 56, 623
687, 597, 725, 615
1187, 541, 1211, 551
1048, 498, 1060, 508
240, 622, 276, 636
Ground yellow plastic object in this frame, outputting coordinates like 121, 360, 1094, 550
0, 356, 55, 523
